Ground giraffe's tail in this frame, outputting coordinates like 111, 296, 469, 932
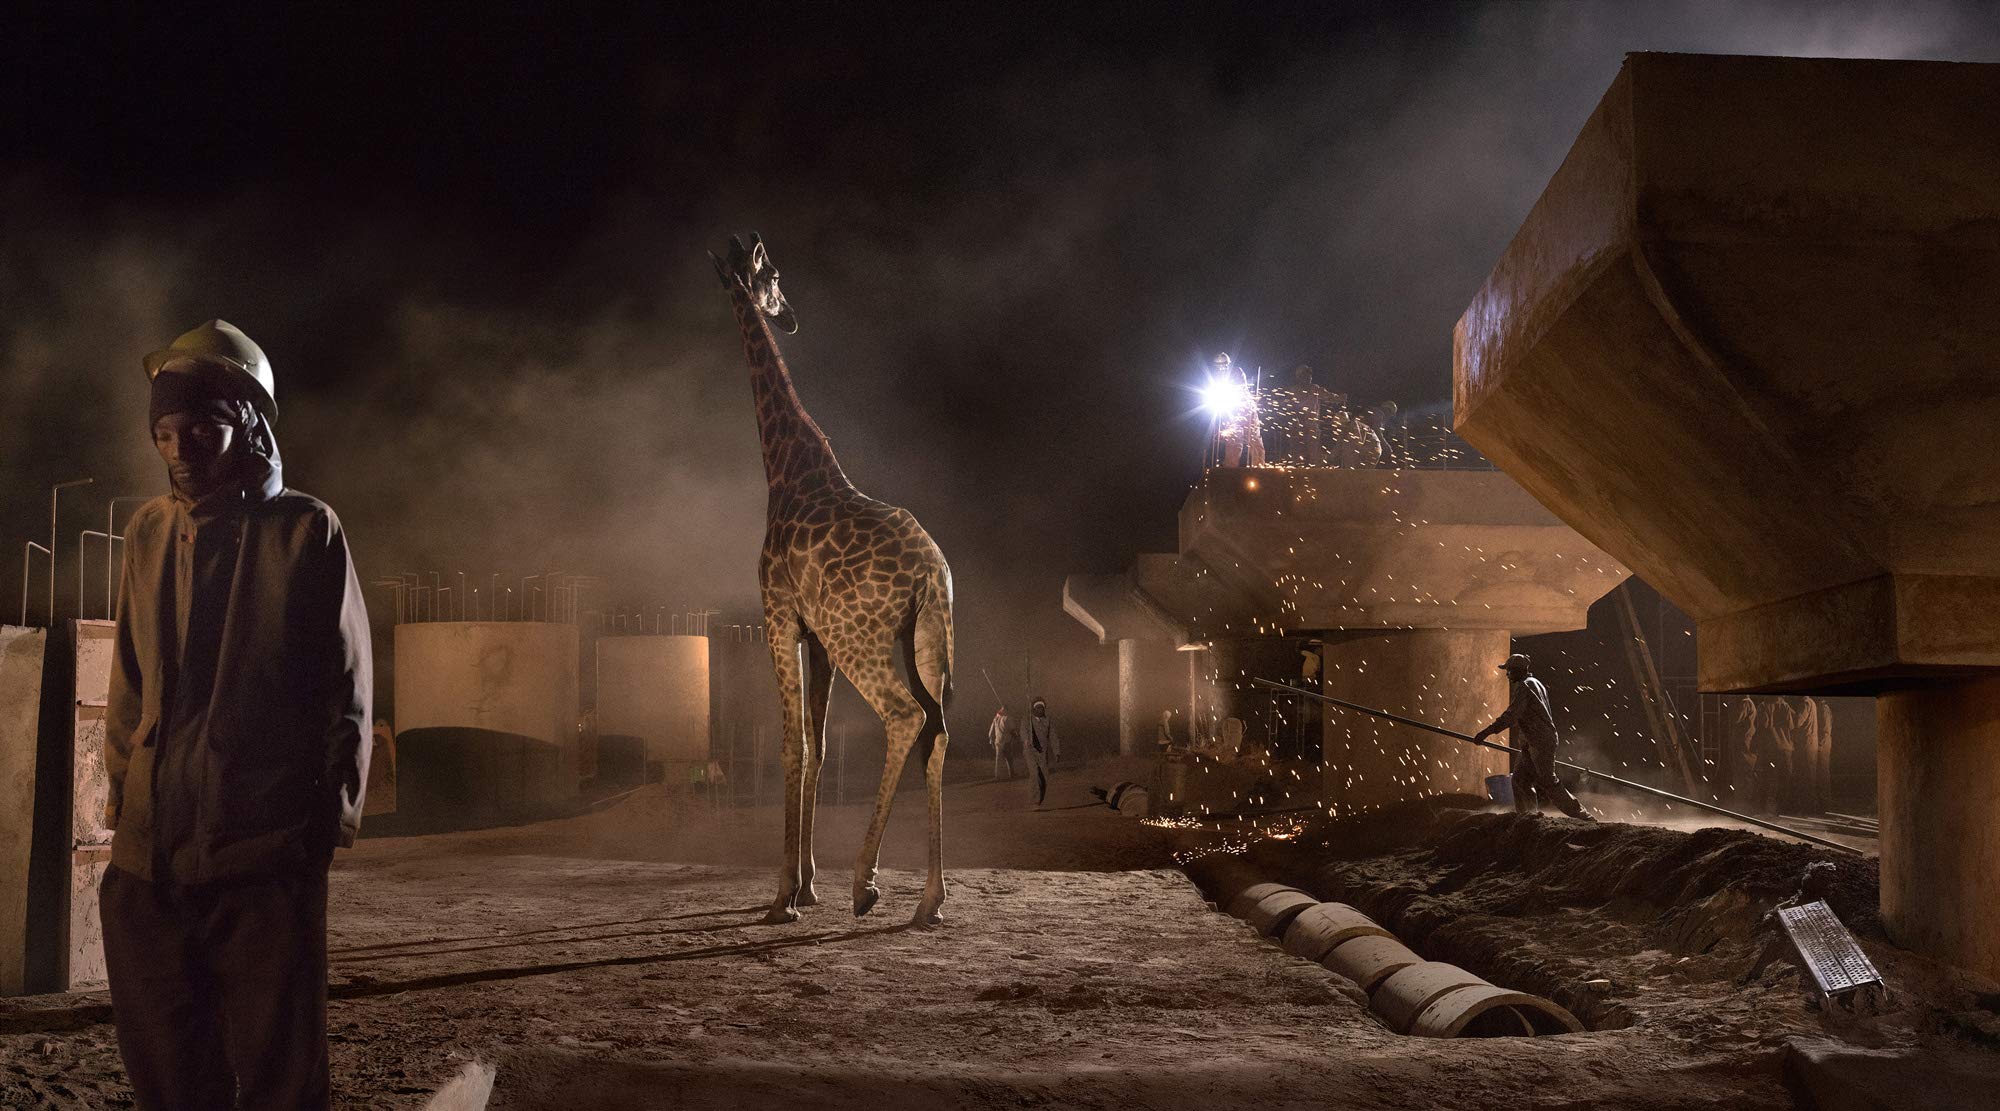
926, 589, 955, 715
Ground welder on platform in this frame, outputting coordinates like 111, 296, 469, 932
101, 320, 371, 1110
1209, 353, 1266, 467
1472, 653, 1593, 820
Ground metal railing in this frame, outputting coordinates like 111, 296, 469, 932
371, 571, 606, 625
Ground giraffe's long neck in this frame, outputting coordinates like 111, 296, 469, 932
730, 285, 850, 501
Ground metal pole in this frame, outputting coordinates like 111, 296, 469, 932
22, 542, 50, 626
1250, 678, 1861, 855
51, 478, 94, 625
80, 531, 115, 620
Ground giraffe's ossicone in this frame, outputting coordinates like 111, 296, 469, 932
711, 233, 957, 928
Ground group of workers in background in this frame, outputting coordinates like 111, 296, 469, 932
1210, 354, 1397, 468
988, 698, 1062, 808
1732, 695, 1837, 817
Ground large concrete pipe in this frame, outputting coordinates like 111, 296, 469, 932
1322, 934, 1423, 993
1226, 883, 1319, 937
1216, 885, 1581, 1037
1412, 984, 1582, 1038
1374, 962, 1488, 1034
1281, 902, 1394, 963
1455, 52, 2000, 978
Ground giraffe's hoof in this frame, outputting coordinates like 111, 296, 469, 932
762, 904, 800, 925
913, 904, 944, 929
853, 885, 880, 918
796, 886, 820, 908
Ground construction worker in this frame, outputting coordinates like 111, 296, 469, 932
102, 320, 371, 1110
1790, 695, 1824, 816
1270, 364, 1335, 464
988, 706, 1016, 780
1472, 653, 1593, 820
1327, 403, 1384, 467
1754, 699, 1796, 814
1024, 697, 1061, 807
1729, 698, 1761, 813
1210, 353, 1266, 467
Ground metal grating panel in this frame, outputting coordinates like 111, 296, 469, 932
1779, 899, 1882, 997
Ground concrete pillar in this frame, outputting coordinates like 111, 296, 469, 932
1116, 638, 1140, 757
0, 626, 46, 997
1878, 678, 2000, 977
1320, 629, 1511, 812
1452, 54, 2000, 975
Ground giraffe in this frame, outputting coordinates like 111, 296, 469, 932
710, 233, 957, 928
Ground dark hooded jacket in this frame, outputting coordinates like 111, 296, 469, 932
104, 408, 372, 884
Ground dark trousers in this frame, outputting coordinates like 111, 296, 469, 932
101, 864, 331, 1111
1029, 750, 1050, 805
1512, 742, 1588, 819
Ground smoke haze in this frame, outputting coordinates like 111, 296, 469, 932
5, 2, 1999, 744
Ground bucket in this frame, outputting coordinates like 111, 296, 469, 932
1484, 774, 1513, 806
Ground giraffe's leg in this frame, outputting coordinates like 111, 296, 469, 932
763, 615, 807, 925
842, 651, 925, 919
916, 724, 948, 927
797, 632, 833, 908
908, 606, 952, 928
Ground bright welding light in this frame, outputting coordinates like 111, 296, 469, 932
1201, 375, 1249, 418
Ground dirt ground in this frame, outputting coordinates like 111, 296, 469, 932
3, 758, 1999, 1108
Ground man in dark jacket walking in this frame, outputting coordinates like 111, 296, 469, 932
1472, 653, 1592, 820
102, 319, 371, 1110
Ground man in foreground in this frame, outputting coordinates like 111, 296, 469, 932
1473, 653, 1592, 820
102, 319, 372, 1110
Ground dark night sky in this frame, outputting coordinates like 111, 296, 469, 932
6, 3, 1999, 738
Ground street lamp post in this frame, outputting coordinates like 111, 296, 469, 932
50, 478, 95, 626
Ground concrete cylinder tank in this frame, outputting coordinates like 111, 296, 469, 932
395, 622, 580, 827
596, 635, 710, 787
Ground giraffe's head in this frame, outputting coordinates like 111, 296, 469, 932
709, 232, 797, 334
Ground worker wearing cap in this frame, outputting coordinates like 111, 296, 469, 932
1024, 696, 1061, 807
1471, 653, 1592, 820
100, 320, 371, 1110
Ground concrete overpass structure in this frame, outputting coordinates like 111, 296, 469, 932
1066, 465, 1628, 812
1455, 53, 2000, 978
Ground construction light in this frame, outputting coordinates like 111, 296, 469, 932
1201, 375, 1249, 418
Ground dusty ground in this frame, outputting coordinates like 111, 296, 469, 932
2, 757, 1997, 1108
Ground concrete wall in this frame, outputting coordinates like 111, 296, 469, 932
597, 635, 710, 769
0, 626, 45, 996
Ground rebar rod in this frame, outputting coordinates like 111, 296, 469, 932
1251, 678, 1861, 855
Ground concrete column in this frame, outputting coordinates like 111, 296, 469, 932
1116, 638, 1140, 757
1878, 677, 2000, 979
0, 627, 46, 997
1320, 629, 1511, 813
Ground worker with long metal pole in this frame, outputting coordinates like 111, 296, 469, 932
1475, 653, 1592, 820
981, 668, 1016, 780
1251, 676, 1861, 855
